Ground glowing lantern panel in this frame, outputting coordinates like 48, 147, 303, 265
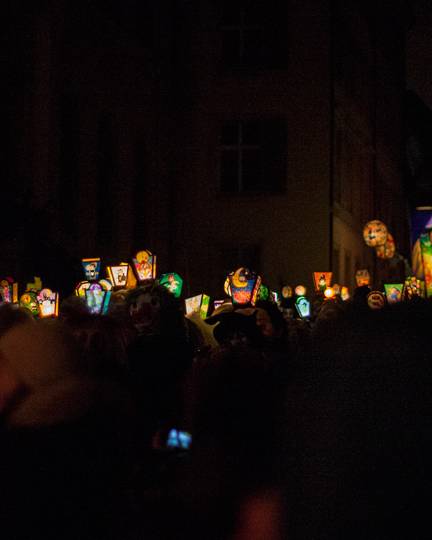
282, 285, 292, 299
355, 269, 370, 287
107, 265, 129, 289
295, 296, 311, 319
367, 291, 385, 310
0, 278, 18, 304
375, 233, 396, 260
85, 283, 111, 314
37, 288, 59, 318
227, 267, 261, 306
159, 273, 183, 298
20, 292, 40, 316
363, 220, 388, 247
132, 250, 156, 282
82, 258, 101, 281
313, 272, 332, 292
294, 285, 307, 297
384, 283, 404, 304
420, 231, 432, 297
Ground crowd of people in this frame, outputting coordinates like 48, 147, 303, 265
1, 278, 432, 539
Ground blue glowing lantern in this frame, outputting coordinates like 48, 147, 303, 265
227, 267, 261, 306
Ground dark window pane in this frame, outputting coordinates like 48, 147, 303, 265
221, 150, 239, 192
242, 148, 262, 191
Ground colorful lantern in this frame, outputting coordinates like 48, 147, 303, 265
281, 285, 292, 299
120, 263, 137, 289
332, 283, 341, 295
404, 276, 423, 300
294, 285, 307, 296
419, 230, 432, 297
185, 294, 211, 319
375, 233, 396, 260
75, 280, 91, 298
363, 220, 388, 247
132, 250, 157, 283
313, 272, 332, 292
37, 288, 59, 318
26, 276, 42, 292
367, 291, 386, 310
159, 273, 183, 298
340, 286, 350, 301
226, 267, 261, 306
257, 283, 269, 301
20, 291, 40, 316
223, 277, 231, 296
355, 269, 370, 287
82, 258, 101, 281
213, 299, 226, 311
295, 296, 311, 319
107, 265, 129, 289
384, 283, 404, 304
85, 283, 111, 315
324, 287, 335, 299
271, 291, 280, 304
0, 277, 18, 304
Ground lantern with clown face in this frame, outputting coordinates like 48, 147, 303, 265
363, 220, 388, 247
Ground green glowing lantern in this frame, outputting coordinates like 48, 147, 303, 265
20, 291, 40, 316
295, 296, 311, 319
159, 273, 183, 298
257, 283, 269, 301
384, 283, 404, 304
185, 293, 211, 319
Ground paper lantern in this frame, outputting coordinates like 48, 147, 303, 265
37, 288, 59, 318
324, 287, 335, 299
341, 286, 350, 301
384, 283, 404, 304
20, 291, 40, 316
223, 277, 231, 296
404, 276, 423, 300
313, 272, 332, 292
355, 269, 370, 287
227, 267, 261, 306
107, 265, 129, 289
271, 291, 280, 304
75, 280, 91, 298
132, 250, 157, 283
375, 233, 396, 260
363, 220, 388, 247
185, 294, 211, 319
82, 258, 101, 281
85, 283, 112, 315
159, 273, 183, 298
26, 276, 42, 292
257, 283, 269, 301
419, 230, 432, 297
281, 285, 292, 299
367, 291, 385, 310
0, 278, 18, 304
332, 283, 341, 295
295, 296, 311, 319
120, 263, 137, 289
213, 299, 226, 311
294, 285, 307, 297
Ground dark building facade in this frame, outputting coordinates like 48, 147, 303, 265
3, 0, 411, 297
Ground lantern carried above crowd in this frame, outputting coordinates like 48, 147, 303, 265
132, 250, 157, 283
226, 267, 261, 306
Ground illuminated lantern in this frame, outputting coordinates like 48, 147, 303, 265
0, 277, 18, 304
223, 277, 231, 296
132, 250, 157, 283
82, 258, 101, 281
324, 287, 335, 299
332, 283, 341, 295
281, 285, 292, 299
37, 288, 59, 318
384, 283, 404, 304
107, 265, 129, 289
341, 286, 350, 301
85, 283, 111, 315
227, 267, 261, 306
294, 285, 307, 296
20, 291, 40, 316
271, 291, 280, 304
75, 280, 91, 298
363, 220, 388, 247
295, 296, 311, 319
375, 233, 396, 260
404, 276, 423, 300
313, 272, 332, 292
159, 273, 183, 298
98, 279, 113, 291
367, 291, 385, 310
257, 283, 269, 301
419, 230, 432, 297
185, 294, 211, 319
355, 269, 370, 287
213, 299, 226, 312
120, 263, 137, 289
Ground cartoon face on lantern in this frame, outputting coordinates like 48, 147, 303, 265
82, 258, 101, 281
384, 283, 404, 304
367, 291, 385, 310
132, 250, 156, 282
85, 283, 111, 314
20, 292, 40, 316
363, 220, 388, 247
37, 288, 59, 318
227, 267, 261, 306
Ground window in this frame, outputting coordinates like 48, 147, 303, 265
220, 0, 288, 70
220, 119, 287, 193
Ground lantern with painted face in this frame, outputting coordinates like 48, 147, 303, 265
404, 276, 423, 300
313, 272, 332, 292
363, 220, 388, 247
82, 258, 101, 281
185, 293, 211, 319
37, 288, 59, 318
20, 292, 40, 316
257, 283, 270, 301
132, 250, 157, 283
107, 265, 129, 289
384, 283, 404, 304
227, 267, 261, 306
367, 291, 386, 310
355, 269, 371, 287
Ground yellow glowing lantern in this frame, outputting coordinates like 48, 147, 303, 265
107, 265, 129, 289
324, 287, 335, 299
313, 272, 332, 292
375, 233, 396, 260
355, 269, 371, 287
75, 281, 91, 298
341, 286, 350, 301
132, 250, 157, 283
37, 288, 59, 318
363, 220, 388, 247
294, 285, 307, 296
